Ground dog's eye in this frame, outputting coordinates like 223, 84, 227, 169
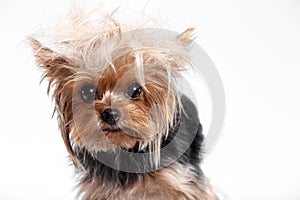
80, 84, 98, 102
125, 83, 142, 100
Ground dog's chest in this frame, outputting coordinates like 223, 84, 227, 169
78, 163, 208, 200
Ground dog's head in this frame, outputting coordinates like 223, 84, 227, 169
29, 11, 195, 167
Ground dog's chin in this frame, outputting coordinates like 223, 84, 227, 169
102, 128, 138, 150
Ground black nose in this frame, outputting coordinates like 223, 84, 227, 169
101, 109, 121, 125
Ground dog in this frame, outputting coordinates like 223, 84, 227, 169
29, 9, 219, 200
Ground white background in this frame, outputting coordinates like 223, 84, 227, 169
0, 0, 300, 199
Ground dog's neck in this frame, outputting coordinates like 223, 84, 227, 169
73, 120, 180, 188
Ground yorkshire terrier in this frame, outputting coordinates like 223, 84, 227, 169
29, 9, 219, 200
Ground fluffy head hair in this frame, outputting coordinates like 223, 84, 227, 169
29, 9, 195, 168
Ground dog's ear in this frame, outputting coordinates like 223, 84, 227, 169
29, 37, 76, 88
164, 28, 195, 73
177, 27, 196, 46
29, 37, 78, 163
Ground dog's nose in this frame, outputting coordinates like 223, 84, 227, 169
101, 109, 121, 125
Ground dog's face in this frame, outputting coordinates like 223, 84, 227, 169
29, 16, 194, 165
70, 53, 177, 153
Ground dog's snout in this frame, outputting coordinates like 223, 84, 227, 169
101, 109, 121, 125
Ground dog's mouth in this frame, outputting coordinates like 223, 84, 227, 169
102, 128, 122, 133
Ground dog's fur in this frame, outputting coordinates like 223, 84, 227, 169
29, 9, 218, 200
